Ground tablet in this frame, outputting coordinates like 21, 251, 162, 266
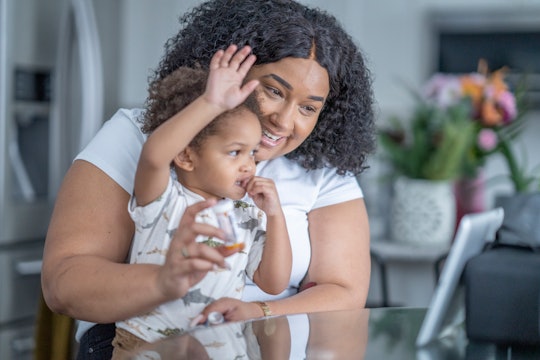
415, 207, 505, 347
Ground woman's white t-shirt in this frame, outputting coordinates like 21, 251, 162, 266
74, 108, 363, 340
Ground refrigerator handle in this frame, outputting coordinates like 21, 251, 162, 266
71, 0, 104, 149
49, 0, 104, 199
7, 126, 36, 201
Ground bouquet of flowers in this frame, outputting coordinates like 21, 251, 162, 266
380, 59, 527, 185
422, 59, 520, 177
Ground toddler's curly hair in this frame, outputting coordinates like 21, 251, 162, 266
142, 66, 255, 151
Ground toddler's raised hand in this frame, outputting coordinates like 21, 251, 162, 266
204, 45, 259, 111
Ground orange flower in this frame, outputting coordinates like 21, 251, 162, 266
481, 99, 503, 126
456, 62, 515, 127
460, 76, 483, 105
489, 68, 511, 94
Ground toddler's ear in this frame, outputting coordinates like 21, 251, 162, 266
174, 148, 194, 171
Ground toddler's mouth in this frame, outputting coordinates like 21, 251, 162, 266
236, 178, 250, 189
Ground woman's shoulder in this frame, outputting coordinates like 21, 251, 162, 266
78, 108, 146, 154
105, 108, 146, 133
75, 108, 146, 193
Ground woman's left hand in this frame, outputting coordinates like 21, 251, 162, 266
191, 298, 263, 326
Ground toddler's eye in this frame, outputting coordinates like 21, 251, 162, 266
229, 150, 240, 156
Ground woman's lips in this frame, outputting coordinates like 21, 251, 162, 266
261, 129, 285, 147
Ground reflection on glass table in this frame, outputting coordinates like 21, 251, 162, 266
121, 307, 518, 360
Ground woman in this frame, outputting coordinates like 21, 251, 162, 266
41, 0, 376, 358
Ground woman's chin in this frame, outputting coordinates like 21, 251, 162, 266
255, 145, 286, 162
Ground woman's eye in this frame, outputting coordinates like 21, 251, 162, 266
265, 86, 282, 98
301, 105, 318, 115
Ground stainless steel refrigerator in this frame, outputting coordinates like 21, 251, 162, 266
0, 0, 106, 357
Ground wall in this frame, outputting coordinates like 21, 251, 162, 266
115, 0, 201, 110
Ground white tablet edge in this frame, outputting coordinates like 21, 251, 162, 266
415, 207, 505, 347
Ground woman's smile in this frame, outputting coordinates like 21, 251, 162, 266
247, 57, 329, 161
261, 128, 286, 147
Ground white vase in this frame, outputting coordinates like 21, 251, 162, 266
390, 177, 456, 246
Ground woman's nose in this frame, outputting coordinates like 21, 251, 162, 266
268, 103, 295, 133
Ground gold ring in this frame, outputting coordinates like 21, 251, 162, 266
181, 246, 190, 259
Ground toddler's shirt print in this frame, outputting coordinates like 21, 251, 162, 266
116, 177, 266, 343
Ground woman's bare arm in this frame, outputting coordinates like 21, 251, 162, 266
41, 160, 229, 323
42, 160, 166, 322
263, 198, 371, 315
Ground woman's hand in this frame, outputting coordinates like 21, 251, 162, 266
156, 199, 240, 301
191, 298, 264, 326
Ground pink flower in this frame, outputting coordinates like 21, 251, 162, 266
422, 74, 462, 108
496, 90, 518, 123
477, 128, 498, 151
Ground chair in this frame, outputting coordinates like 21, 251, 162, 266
34, 291, 76, 360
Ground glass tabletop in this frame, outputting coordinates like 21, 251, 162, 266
122, 307, 503, 359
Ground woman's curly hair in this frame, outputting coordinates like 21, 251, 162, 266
146, 0, 376, 175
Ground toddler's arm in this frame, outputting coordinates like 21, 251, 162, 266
134, 45, 259, 205
246, 177, 292, 294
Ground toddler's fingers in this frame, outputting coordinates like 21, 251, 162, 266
220, 44, 239, 67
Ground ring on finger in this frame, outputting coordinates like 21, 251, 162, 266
181, 246, 190, 259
